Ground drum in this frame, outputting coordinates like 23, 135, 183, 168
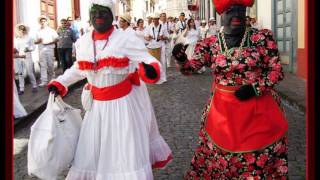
148, 48, 161, 61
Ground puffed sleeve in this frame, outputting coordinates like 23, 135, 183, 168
177, 35, 219, 75
47, 40, 86, 96
251, 29, 284, 96
124, 33, 162, 84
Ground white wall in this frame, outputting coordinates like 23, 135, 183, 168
16, 0, 41, 38
131, 0, 147, 19
257, 0, 272, 29
56, 0, 72, 24
80, 0, 91, 23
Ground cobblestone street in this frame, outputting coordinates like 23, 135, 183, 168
14, 67, 306, 180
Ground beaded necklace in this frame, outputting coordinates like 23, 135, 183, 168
220, 27, 249, 61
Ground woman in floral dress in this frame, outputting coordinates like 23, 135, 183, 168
172, 0, 289, 179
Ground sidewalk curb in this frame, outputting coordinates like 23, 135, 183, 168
14, 80, 87, 131
277, 90, 306, 113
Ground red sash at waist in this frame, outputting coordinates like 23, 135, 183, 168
205, 84, 288, 153
86, 72, 140, 101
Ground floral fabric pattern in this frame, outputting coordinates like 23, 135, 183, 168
178, 28, 284, 97
179, 28, 288, 179
184, 102, 288, 179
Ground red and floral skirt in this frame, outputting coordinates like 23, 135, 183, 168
184, 101, 288, 180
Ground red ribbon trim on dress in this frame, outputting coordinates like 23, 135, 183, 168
205, 84, 288, 152
87, 71, 140, 101
152, 154, 173, 169
77, 57, 129, 70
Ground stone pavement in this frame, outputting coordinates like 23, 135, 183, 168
14, 67, 306, 179
275, 72, 306, 112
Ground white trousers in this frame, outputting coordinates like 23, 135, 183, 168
165, 42, 172, 67
39, 47, 55, 84
158, 46, 167, 83
18, 56, 38, 91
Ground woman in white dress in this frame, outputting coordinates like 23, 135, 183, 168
183, 19, 205, 73
14, 24, 38, 94
47, 1, 172, 180
183, 19, 200, 59
135, 18, 148, 45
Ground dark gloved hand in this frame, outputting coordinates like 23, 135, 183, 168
172, 43, 188, 63
48, 85, 60, 97
234, 85, 256, 101
142, 62, 157, 79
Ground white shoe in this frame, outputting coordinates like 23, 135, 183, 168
38, 82, 47, 87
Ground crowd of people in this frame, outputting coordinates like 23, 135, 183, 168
13, 10, 229, 119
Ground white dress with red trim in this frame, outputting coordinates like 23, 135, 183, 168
49, 29, 172, 180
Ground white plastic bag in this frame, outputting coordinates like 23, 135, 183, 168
81, 83, 93, 111
28, 94, 82, 180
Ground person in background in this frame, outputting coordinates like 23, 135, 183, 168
145, 13, 169, 84
13, 48, 28, 119
14, 24, 38, 94
67, 17, 80, 40
175, 12, 187, 35
160, 12, 174, 67
135, 18, 147, 45
206, 17, 219, 37
57, 18, 77, 72
182, 18, 205, 74
246, 15, 252, 27
251, 17, 262, 29
183, 19, 200, 59
119, 13, 133, 32
34, 15, 59, 87
199, 20, 208, 40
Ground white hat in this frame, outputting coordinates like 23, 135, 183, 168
151, 13, 160, 19
38, 15, 49, 23
119, 13, 132, 23
201, 20, 206, 24
209, 17, 216, 21
89, 0, 115, 18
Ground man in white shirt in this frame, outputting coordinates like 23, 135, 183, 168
160, 12, 174, 67
34, 15, 59, 86
175, 12, 187, 35
145, 13, 169, 84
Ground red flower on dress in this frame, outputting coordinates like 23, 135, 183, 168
268, 71, 280, 83
267, 40, 278, 49
257, 46, 267, 55
256, 154, 268, 167
243, 153, 256, 165
218, 157, 228, 168
247, 58, 257, 67
251, 33, 265, 42
272, 63, 282, 71
242, 49, 251, 57
216, 54, 227, 67
241, 172, 251, 178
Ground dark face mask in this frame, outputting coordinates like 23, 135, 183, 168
90, 4, 114, 33
221, 5, 247, 35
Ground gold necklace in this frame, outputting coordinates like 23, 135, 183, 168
221, 28, 249, 61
